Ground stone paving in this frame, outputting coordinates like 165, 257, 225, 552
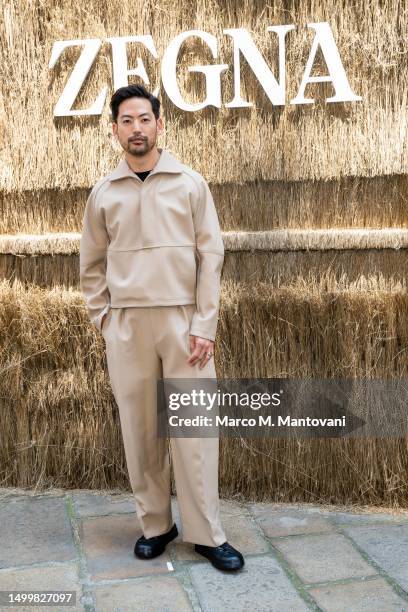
0, 488, 407, 611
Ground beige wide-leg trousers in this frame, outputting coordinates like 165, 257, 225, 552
102, 304, 227, 547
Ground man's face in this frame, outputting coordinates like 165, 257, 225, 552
112, 97, 164, 157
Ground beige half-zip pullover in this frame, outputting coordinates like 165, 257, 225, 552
79, 148, 224, 341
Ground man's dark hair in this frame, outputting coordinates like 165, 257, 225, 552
110, 85, 161, 122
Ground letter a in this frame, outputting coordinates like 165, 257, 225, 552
291, 22, 362, 104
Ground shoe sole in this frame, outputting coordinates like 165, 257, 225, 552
134, 525, 178, 560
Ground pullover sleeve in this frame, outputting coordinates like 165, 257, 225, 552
189, 177, 224, 342
79, 184, 111, 331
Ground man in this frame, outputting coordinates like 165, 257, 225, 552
79, 84, 244, 571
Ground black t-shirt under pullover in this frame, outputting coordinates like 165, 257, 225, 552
135, 170, 152, 181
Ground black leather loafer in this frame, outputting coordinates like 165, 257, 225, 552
134, 523, 178, 559
194, 541, 245, 571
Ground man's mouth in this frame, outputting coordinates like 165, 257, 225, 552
130, 138, 145, 144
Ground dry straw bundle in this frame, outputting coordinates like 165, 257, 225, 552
1, 230, 408, 289
0, 175, 407, 235
1, 279, 407, 504
0, 0, 407, 504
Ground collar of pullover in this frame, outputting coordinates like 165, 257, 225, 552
108, 148, 184, 182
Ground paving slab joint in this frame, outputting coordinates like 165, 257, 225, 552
176, 568, 205, 612
264, 542, 324, 611
65, 494, 96, 612
336, 525, 408, 604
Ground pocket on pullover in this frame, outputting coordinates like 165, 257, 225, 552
106, 245, 197, 304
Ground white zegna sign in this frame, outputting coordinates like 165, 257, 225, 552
49, 22, 362, 117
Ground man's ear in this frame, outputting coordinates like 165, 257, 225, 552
157, 116, 165, 136
112, 122, 118, 138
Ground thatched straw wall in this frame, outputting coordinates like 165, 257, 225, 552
1, 231, 408, 289
1, 280, 407, 504
1, 0, 407, 504
1, 175, 407, 234
1, 0, 406, 192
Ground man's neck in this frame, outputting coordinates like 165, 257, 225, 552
124, 147, 161, 173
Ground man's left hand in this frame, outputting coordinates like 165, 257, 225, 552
188, 335, 215, 369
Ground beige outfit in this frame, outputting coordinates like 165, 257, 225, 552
79, 148, 226, 546
79, 147, 224, 341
